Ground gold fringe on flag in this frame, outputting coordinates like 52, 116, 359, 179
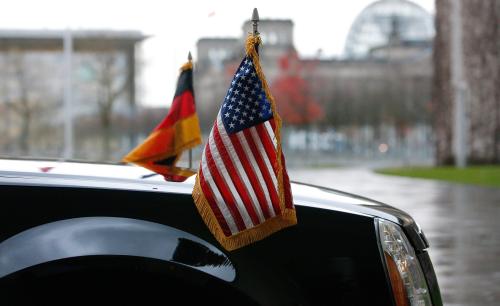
180, 60, 193, 72
192, 175, 297, 251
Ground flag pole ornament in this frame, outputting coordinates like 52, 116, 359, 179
123, 53, 202, 182
192, 9, 297, 251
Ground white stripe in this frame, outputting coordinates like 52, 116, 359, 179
208, 121, 254, 229
201, 142, 238, 234
216, 118, 265, 223
236, 132, 276, 217
249, 127, 279, 192
264, 121, 277, 148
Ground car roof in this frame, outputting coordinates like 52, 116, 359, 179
0, 159, 172, 182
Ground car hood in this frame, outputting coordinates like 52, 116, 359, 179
0, 159, 428, 250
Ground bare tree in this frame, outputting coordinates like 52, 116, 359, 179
93, 51, 129, 161
0, 49, 63, 158
1, 51, 49, 155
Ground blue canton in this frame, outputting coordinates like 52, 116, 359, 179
221, 56, 273, 134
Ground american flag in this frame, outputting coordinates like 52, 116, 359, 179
193, 49, 296, 251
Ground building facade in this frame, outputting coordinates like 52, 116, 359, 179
195, 0, 434, 164
0, 29, 146, 161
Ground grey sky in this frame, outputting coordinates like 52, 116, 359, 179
0, 0, 434, 106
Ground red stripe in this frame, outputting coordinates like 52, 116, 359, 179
199, 168, 232, 236
205, 145, 247, 231
228, 133, 271, 219
269, 118, 276, 130
154, 91, 196, 131
242, 129, 281, 216
261, 120, 294, 210
255, 123, 279, 175
213, 124, 260, 226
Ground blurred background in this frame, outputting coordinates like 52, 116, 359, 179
0, 0, 439, 165
1, 0, 499, 305
0, 0, 497, 169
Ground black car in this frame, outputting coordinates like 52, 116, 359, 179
0, 159, 441, 305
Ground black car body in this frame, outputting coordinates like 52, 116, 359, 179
0, 159, 442, 305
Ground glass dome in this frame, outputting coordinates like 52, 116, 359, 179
343, 0, 434, 58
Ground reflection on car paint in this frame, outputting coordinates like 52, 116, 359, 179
0, 217, 236, 281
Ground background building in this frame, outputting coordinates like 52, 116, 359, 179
0, 29, 146, 161
344, 0, 434, 59
195, 0, 434, 165
0, 0, 443, 166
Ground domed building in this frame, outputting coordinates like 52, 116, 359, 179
344, 0, 434, 59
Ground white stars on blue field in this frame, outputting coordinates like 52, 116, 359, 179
221, 57, 273, 134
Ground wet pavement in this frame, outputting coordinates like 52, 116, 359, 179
289, 167, 500, 306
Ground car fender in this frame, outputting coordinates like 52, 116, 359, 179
0, 217, 236, 282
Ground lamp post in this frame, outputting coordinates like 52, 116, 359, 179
63, 29, 74, 160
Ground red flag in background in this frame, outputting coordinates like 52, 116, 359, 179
192, 34, 296, 251
123, 59, 202, 182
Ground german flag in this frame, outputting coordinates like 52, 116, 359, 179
123, 58, 202, 182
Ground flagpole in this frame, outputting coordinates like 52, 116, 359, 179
252, 8, 260, 54
189, 148, 193, 169
188, 51, 193, 169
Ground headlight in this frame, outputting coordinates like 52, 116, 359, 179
378, 219, 432, 306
